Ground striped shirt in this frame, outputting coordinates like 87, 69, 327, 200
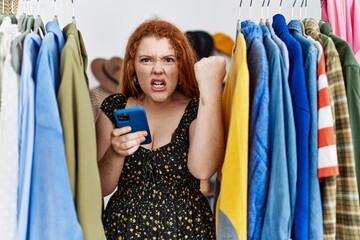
304, 18, 360, 240
312, 38, 339, 178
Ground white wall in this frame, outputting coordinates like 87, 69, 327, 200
17, 0, 321, 88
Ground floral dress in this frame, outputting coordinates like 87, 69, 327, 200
101, 94, 215, 239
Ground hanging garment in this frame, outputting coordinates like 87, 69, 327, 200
273, 14, 311, 240
307, 36, 338, 180
266, 20, 290, 80
27, 21, 83, 240
58, 23, 105, 240
320, 22, 360, 200
0, 17, 20, 240
259, 24, 297, 240
215, 33, 249, 240
321, 0, 360, 64
304, 18, 360, 239
240, 21, 270, 240
288, 20, 324, 240
17, 32, 41, 240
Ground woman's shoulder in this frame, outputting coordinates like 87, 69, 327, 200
100, 93, 128, 123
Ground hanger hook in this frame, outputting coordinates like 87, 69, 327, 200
261, 0, 266, 19
238, 0, 243, 21
266, 0, 271, 19
249, 0, 253, 19
292, 0, 297, 7
2, 0, 4, 15
279, 0, 283, 14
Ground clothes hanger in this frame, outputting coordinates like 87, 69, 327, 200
260, 0, 266, 24
17, 0, 27, 32
292, 0, 298, 20
34, 0, 46, 37
249, 0, 253, 22
235, 0, 243, 43
279, 0, 283, 15
24, 0, 35, 33
71, 0, 76, 26
299, 0, 305, 19
9, 0, 18, 24
53, 0, 59, 25
265, 0, 272, 27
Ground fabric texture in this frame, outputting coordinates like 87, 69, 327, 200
0, 17, 20, 240
266, 19, 290, 80
58, 23, 105, 240
260, 23, 297, 240
304, 18, 360, 239
320, 22, 360, 201
273, 14, 310, 240
321, 0, 360, 64
288, 20, 324, 240
90, 85, 112, 121
101, 94, 215, 239
215, 33, 250, 240
16, 32, 41, 240
241, 21, 270, 240
28, 21, 83, 240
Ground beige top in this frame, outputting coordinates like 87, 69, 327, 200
90, 85, 112, 121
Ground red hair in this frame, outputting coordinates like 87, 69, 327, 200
120, 18, 199, 98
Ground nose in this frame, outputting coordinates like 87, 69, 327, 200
152, 60, 164, 74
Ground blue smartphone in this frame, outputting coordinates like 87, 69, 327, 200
113, 107, 152, 144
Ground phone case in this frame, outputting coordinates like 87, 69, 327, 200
113, 107, 152, 144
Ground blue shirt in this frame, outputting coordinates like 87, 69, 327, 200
28, 21, 83, 240
241, 21, 270, 240
288, 20, 323, 240
260, 24, 297, 240
273, 14, 311, 240
17, 33, 41, 240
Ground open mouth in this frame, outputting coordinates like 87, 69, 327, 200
151, 79, 166, 89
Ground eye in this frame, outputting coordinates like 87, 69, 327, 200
140, 57, 153, 64
163, 57, 176, 64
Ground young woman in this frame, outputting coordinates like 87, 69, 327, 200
96, 18, 225, 239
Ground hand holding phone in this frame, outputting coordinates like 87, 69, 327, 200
113, 107, 152, 144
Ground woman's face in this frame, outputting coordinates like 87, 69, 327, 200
134, 36, 179, 103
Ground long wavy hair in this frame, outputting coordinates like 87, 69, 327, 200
119, 18, 199, 99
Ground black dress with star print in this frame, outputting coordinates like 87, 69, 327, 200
100, 94, 215, 239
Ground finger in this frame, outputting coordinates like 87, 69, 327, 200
112, 126, 132, 137
115, 144, 141, 156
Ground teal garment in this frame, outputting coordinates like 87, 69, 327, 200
320, 22, 360, 199
288, 20, 323, 240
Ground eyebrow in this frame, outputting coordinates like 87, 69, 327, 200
137, 54, 176, 58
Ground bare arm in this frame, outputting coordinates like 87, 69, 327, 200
96, 111, 147, 196
187, 56, 226, 180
